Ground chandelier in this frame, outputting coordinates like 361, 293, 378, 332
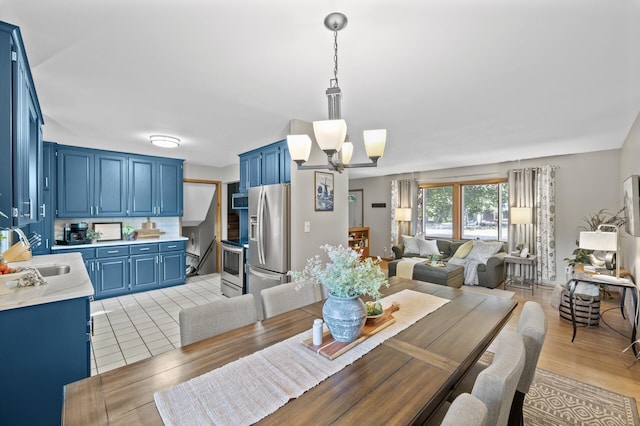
287, 12, 386, 173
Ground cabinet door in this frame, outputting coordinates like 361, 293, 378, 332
95, 256, 129, 299
131, 254, 160, 291
128, 156, 156, 216
160, 251, 186, 287
279, 140, 291, 183
57, 147, 94, 218
157, 159, 183, 216
238, 155, 249, 192
261, 144, 280, 185
95, 153, 127, 216
247, 151, 262, 188
26, 142, 54, 255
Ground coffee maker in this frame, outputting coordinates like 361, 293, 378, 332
57, 222, 90, 245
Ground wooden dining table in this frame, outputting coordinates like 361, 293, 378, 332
62, 277, 517, 425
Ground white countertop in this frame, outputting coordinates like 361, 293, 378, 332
51, 236, 188, 250
0, 252, 94, 312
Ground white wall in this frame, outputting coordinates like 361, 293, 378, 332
350, 149, 621, 284
289, 119, 349, 271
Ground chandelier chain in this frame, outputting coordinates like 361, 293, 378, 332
332, 30, 339, 87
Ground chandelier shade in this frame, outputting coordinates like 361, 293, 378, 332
313, 119, 347, 153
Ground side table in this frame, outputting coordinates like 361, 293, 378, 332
504, 254, 537, 294
569, 271, 638, 356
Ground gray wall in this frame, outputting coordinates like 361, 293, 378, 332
350, 149, 621, 285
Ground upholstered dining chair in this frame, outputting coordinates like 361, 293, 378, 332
471, 330, 525, 426
508, 301, 548, 426
449, 301, 548, 426
179, 294, 257, 346
440, 393, 488, 426
261, 281, 324, 318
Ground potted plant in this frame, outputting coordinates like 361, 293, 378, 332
122, 225, 136, 240
289, 244, 388, 342
429, 253, 441, 266
86, 229, 102, 244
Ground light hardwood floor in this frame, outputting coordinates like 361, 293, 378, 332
506, 284, 640, 411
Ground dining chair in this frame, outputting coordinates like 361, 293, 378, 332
261, 281, 324, 318
440, 393, 488, 426
179, 294, 257, 346
507, 301, 548, 426
471, 330, 525, 426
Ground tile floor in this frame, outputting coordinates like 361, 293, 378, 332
89, 274, 225, 375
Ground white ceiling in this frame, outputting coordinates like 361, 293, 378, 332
3, 0, 640, 178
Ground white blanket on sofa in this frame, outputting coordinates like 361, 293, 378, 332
448, 258, 482, 286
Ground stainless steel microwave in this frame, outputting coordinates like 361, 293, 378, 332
231, 192, 248, 209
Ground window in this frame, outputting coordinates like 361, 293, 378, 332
421, 179, 509, 241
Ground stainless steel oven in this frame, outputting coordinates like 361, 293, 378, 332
220, 241, 246, 297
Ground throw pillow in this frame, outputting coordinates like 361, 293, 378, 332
466, 240, 503, 263
452, 240, 473, 259
401, 235, 420, 255
417, 238, 439, 257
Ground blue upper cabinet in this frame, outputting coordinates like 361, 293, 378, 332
56, 147, 183, 218
26, 141, 55, 255
0, 21, 44, 228
129, 155, 183, 217
238, 139, 291, 190
57, 146, 128, 218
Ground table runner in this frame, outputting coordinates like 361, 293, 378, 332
154, 289, 449, 426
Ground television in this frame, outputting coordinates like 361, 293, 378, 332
623, 175, 640, 236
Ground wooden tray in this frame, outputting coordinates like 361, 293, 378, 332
302, 303, 400, 360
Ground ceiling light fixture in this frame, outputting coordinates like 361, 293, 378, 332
150, 135, 180, 148
287, 12, 386, 173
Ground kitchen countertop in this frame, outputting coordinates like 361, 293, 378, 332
0, 252, 94, 312
51, 236, 188, 250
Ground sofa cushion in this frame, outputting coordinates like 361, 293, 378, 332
452, 240, 473, 258
401, 235, 420, 255
467, 240, 503, 263
417, 239, 439, 257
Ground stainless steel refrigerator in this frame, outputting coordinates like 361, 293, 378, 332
248, 183, 290, 319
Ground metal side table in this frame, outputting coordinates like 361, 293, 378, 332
504, 254, 538, 294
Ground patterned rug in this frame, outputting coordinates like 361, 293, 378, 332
481, 353, 639, 425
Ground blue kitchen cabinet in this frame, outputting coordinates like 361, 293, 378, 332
0, 296, 90, 426
247, 151, 262, 188
94, 246, 129, 299
130, 244, 160, 291
238, 139, 291, 190
279, 140, 291, 184
239, 155, 249, 192
25, 141, 55, 254
159, 241, 186, 287
57, 146, 128, 218
261, 143, 280, 185
0, 21, 44, 228
129, 155, 183, 217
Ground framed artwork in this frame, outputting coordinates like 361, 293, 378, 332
623, 175, 640, 236
93, 222, 123, 241
315, 171, 334, 211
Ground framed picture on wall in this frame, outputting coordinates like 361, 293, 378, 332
315, 171, 334, 211
623, 175, 640, 236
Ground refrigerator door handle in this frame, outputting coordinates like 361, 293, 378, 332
249, 266, 282, 281
258, 186, 266, 265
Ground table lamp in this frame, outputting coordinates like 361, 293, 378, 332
579, 224, 619, 278
510, 207, 532, 251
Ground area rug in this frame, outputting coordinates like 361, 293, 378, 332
480, 352, 639, 426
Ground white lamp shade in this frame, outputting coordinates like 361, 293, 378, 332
150, 135, 180, 148
363, 129, 386, 158
579, 230, 617, 251
313, 119, 347, 152
286, 134, 312, 162
341, 142, 354, 164
395, 208, 412, 222
510, 207, 532, 224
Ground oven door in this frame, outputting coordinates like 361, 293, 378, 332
221, 243, 244, 288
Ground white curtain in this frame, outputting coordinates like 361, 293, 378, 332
508, 165, 557, 281
390, 179, 415, 246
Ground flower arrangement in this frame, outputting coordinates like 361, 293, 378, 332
288, 244, 388, 299
86, 229, 102, 241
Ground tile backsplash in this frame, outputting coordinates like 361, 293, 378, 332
54, 217, 181, 241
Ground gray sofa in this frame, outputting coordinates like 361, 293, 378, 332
390, 239, 507, 289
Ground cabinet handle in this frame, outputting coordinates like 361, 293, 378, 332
90, 206, 94, 216
107, 250, 119, 254
96, 206, 99, 215
139, 247, 150, 251
167, 245, 177, 249
40, 204, 46, 218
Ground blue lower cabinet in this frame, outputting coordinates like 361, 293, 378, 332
95, 256, 129, 298
160, 251, 186, 286
131, 254, 160, 291
0, 297, 90, 425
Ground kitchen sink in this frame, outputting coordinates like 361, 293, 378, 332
36, 265, 71, 277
